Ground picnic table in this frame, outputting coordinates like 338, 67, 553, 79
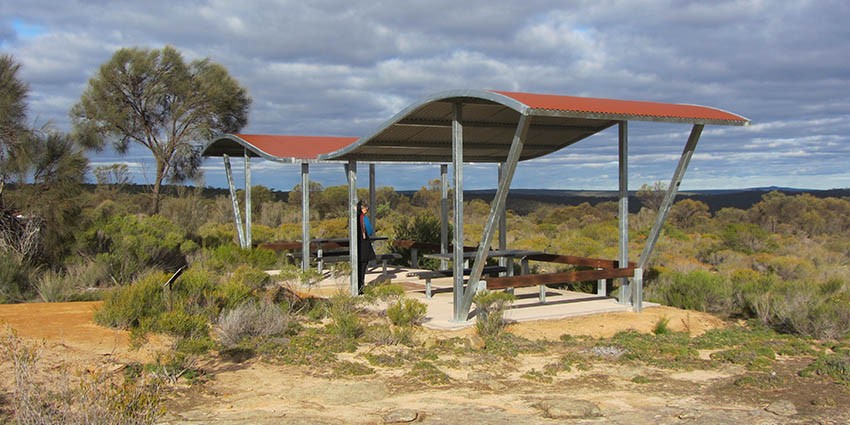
286, 236, 395, 274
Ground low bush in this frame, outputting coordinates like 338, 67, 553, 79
473, 290, 516, 338
387, 298, 427, 327
646, 270, 734, 316
216, 300, 292, 348
325, 290, 363, 340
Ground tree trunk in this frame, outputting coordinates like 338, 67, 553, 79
151, 160, 165, 214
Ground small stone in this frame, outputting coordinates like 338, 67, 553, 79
765, 400, 797, 417
383, 409, 419, 423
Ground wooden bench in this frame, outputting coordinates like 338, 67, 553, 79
391, 239, 480, 268
287, 251, 402, 276
483, 254, 636, 302
407, 265, 507, 299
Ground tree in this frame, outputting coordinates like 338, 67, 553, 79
72, 45, 251, 213
636, 181, 667, 212
0, 54, 29, 194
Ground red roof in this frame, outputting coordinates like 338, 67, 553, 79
202, 134, 359, 161
493, 91, 748, 124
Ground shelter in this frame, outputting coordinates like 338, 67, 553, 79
201, 134, 358, 270
203, 89, 749, 322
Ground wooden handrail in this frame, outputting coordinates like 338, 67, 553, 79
485, 267, 635, 290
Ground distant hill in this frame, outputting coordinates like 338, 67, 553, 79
454, 187, 850, 214
81, 184, 850, 215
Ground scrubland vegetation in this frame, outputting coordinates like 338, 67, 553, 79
3, 177, 850, 422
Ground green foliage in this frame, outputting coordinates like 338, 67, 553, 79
607, 330, 699, 368
71, 45, 251, 213
0, 254, 30, 303
652, 316, 672, 335
203, 244, 279, 272
646, 270, 734, 315
86, 213, 188, 283
387, 298, 427, 327
720, 222, 776, 254
392, 212, 449, 268
473, 290, 516, 338
230, 264, 271, 290
801, 350, 850, 386
95, 271, 167, 329
325, 290, 363, 340
406, 361, 452, 386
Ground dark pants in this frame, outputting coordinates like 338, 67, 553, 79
357, 261, 368, 294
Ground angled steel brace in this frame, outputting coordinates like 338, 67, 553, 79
458, 113, 532, 321
636, 124, 704, 311
223, 154, 246, 249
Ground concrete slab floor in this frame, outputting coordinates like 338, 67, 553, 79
269, 265, 657, 331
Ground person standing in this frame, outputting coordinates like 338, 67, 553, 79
356, 201, 376, 294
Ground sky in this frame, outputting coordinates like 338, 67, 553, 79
2, 0, 849, 192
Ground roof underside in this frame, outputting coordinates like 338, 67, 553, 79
320, 90, 749, 163
201, 134, 358, 163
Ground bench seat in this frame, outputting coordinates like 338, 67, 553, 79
407, 265, 507, 299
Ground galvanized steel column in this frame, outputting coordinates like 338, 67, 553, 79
223, 154, 246, 249
369, 163, 376, 232
452, 103, 465, 321
460, 113, 531, 319
440, 164, 449, 271
347, 160, 359, 295
618, 122, 630, 305
244, 150, 252, 249
301, 162, 310, 272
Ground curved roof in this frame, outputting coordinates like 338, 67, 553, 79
201, 134, 358, 163
319, 89, 749, 163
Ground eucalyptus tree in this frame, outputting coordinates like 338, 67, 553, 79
72, 45, 251, 213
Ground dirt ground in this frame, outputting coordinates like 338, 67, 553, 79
1, 301, 848, 424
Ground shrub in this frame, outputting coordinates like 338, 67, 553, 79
216, 300, 292, 348
205, 244, 279, 271
95, 271, 167, 329
325, 290, 363, 340
387, 298, 427, 327
230, 264, 271, 290
0, 254, 30, 303
646, 270, 734, 316
392, 213, 448, 268
85, 214, 188, 284
473, 290, 516, 338
0, 331, 164, 424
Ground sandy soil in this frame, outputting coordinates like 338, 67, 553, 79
0, 301, 848, 424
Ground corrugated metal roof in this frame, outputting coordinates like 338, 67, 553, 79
493, 91, 748, 124
201, 134, 358, 163
200, 90, 749, 164
319, 89, 749, 163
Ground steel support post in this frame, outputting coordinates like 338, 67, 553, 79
223, 155, 246, 248
440, 164, 449, 271
633, 268, 644, 312
244, 150, 252, 249
301, 162, 310, 272
498, 164, 509, 272
369, 163, 376, 232
618, 122, 630, 305
347, 161, 359, 295
452, 103, 465, 321
638, 125, 704, 271
460, 113, 532, 319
